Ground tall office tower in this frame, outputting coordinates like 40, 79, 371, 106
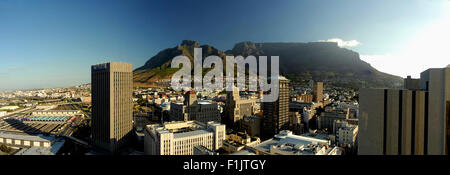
262, 76, 290, 139
313, 82, 323, 103
91, 62, 133, 153
225, 86, 257, 125
358, 67, 450, 155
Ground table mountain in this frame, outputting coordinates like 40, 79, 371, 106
134, 40, 403, 88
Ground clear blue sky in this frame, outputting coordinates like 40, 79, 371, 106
1, 0, 449, 90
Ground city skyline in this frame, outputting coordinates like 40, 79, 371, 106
1, 0, 450, 90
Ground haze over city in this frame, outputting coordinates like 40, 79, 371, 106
1, 0, 450, 90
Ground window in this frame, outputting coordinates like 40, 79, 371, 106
14, 140, 21, 145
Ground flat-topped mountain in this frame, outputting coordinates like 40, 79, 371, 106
134, 40, 403, 88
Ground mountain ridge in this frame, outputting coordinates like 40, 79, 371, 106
134, 40, 403, 88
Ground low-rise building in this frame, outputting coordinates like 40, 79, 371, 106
0, 132, 59, 148
231, 130, 340, 155
0, 106, 19, 111
32, 110, 80, 116
194, 145, 218, 155
318, 109, 349, 132
170, 91, 220, 124
223, 132, 261, 153
144, 121, 225, 155
14, 139, 65, 155
0, 111, 7, 117
337, 124, 358, 147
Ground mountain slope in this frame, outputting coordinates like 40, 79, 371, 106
134, 40, 403, 88
134, 40, 227, 85
227, 41, 402, 88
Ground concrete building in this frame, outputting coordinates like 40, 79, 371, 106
358, 67, 450, 155
287, 112, 305, 135
14, 139, 65, 155
170, 91, 220, 124
302, 107, 315, 125
186, 100, 220, 124
240, 115, 261, 137
193, 145, 218, 155
79, 96, 92, 103
184, 90, 197, 106
404, 75, 420, 90
170, 102, 188, 121
289, 101, 322, 127
318, 109, 349, 133
0, 106, 19, 111
144, 121, 225, 155
0, 111, 6, 117
262, 76, 290, 139
91, 62, 133, 154
232, 130, 340, 155
332, 120, 348, 135
223, 132, 261, 153
337, 124, 358, 147
313, 82, 323, 103
296, 94, 313, 103
289, 112, 302, 125
225, 87, 257, 125
32, 110, 80, 116
0, 131, 58, 148
290, 101, 321, 112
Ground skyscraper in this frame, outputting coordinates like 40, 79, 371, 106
225, 86, 257, 125
91, 62, 133, 154
313, 82, 323, 103
358, 67, 450, 155
262, 76, 290, 139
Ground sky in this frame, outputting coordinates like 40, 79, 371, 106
1, 0, 449, 90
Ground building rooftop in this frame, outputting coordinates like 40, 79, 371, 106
250, 130, 337, 155
14, 140, 65, 155
173, 129, 211, 139
267, 75, 288, 81
0, 132, 55, 142
23, 116, 71, 121
339, 124, 358, 131
196, 100, 214, 105
230, 149, 257, 155
148, 121, 222, 138
33, 110, 79, 113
